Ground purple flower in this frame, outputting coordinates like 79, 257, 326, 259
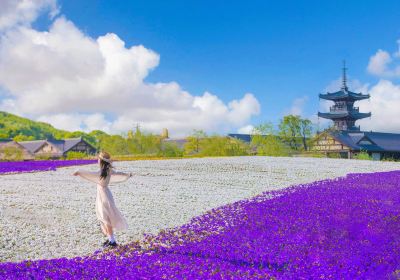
1, 171, 400, 278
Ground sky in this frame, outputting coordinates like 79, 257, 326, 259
1, 0, 400, 137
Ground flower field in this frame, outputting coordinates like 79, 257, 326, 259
0, 160, 96, 174
1, 157, 400, 278
2, 171, 400, 278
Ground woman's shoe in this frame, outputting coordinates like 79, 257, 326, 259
108, 241, 118, 248
102, 240, 110, 247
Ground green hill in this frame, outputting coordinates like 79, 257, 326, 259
0, 111, 99, 144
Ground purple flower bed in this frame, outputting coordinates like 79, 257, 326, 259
1, 171, 400, 279
0, 160, 97, 174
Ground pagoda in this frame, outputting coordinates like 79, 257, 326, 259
318, 62, 371, 131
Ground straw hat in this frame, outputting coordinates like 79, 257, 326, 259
98, 151, 112, 164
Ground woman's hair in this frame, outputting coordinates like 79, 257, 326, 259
99, 151, 112, 180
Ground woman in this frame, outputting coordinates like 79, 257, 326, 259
73, 151, 131, 248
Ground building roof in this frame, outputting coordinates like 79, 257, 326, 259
18, 140, 48, 153
18, 137, 94, 154
318, 111, 371, 120
228, 134, 252, 142
319, 90, 370, 101
329, 131, 400, 153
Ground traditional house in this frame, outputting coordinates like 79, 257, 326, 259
18, 137, 96, 159
0, 139, 34, 160
312, 130, 400, 160
313, 63, 400, 160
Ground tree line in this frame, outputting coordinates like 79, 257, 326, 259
0, 110, 315, 159
87, 115, 314, 158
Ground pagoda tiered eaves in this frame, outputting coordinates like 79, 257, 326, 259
317, 62, 371, 131
318, 111, 371, 120
319, 90, 370, 101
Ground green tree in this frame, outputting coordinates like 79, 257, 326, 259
299, 118, 313, 151
199, 136, 249, 156
13, 134, 35, 142
126, 126, 162, 155
184, 130, 207, 155
251, 123, 289, 156
1, 146, 23, 161
278, 115, 313, 151
98, 135, 129, 155
159, 142, 184, 157
66, 151, 89, 159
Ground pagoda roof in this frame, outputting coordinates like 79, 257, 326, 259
327, 131, 400, 153
318, 111, 371, 120
319, 89, 370, 101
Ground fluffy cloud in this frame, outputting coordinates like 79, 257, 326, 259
367, 40, 400, 77
237, 125, 255, 134
0, 2, 260, 137
285, 96, 308, 116
358, 80, 400, 132
0, 0, 58, 31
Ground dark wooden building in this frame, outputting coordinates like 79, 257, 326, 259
19, 137, 96, 158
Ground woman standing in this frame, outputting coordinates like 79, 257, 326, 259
73, 151, 131, 248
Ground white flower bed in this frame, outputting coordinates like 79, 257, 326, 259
1, 156, 399, 262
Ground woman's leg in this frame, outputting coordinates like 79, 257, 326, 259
105, 224, 117, 245
105, 224, 113, 237
100, 222, 108, 236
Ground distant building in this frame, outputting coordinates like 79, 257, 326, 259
161, 128, 169, 139
18, 137, 96, 158
313, 130, 400, 160
227, 134, 252, 143
0, 139, 34, 160
314, 63, 400, 160
318, 62, 371, 131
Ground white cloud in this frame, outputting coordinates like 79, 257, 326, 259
358, 80, 400, 132
237, 125, 254, 134
367, 40, 400, 77
285, 96, 308, 116
0, 0, 58, 31
0, 3, 260, 137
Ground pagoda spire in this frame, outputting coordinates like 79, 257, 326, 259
318, 62, 371, 131
341, 60, 348, 91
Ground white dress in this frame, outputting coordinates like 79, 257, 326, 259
76, 169, 130, 231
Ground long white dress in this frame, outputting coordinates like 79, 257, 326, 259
76, 169, 130, 231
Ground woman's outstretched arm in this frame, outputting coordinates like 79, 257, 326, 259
72, 169, 101, 184
109, 170, 132, 184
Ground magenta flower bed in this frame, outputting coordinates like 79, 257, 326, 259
1, 171, 400, 279
0, 160, 97, 174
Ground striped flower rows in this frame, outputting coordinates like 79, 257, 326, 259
1, 170, 400, 279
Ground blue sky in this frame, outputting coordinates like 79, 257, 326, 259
54, 0, 400, 122
1, 0, 400, 135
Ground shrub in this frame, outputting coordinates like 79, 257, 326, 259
1, 146, 23, 161
353, 151, 372, 160
66, 151, 89, 159
159, 142, 184, 157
